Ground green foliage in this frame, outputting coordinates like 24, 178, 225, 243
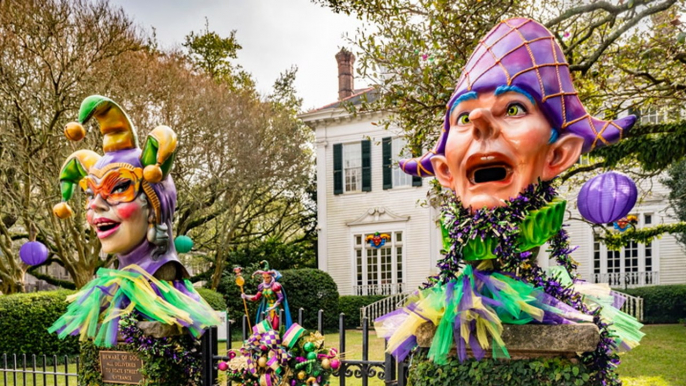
196, 287, 227, 310
0, 290, 79, 355
600, 222, 686, 250
279, 269, 340, 329
338, 295, 386, 327
409, 351, 592, 386
79, 328, 202, 386
621, 285, 686, 324
228, 239, 316, 272
661, 158, 686, 246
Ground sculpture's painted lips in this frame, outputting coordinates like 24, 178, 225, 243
93, 218, 121, 239
466, 153, 513, 186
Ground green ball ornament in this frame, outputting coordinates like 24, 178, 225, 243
303, 342, 315, 352
174, 235, 193, 253
307, 352, 317, 360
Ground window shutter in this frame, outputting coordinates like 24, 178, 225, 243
412, 175, 423, 187
361, 140, 372, 192
382, 137, 392, 190
628, 107, 641, 120
333, 143, 343, 195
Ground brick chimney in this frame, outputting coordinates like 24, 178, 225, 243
335, 48, 355, 100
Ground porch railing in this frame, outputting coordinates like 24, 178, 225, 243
592, 271, 659, 288
610, 290, 644, 322
353, 283, 405, 296
360, 292, 410, 327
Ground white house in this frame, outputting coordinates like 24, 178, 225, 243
301, 49, 686, 297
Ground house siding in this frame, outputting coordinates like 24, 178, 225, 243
307, 111, 441, 295
305, 106, 686, 295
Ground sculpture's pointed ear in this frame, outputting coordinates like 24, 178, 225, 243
430, 155, 454, 189
542, 134, 584, 180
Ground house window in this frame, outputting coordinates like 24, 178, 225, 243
391, 137, 412, 188
591, 213, 657, 288
333, 141, 371, 195
382, 137, 421, 189
354, 231, 404, 295
343, 143, 362, 192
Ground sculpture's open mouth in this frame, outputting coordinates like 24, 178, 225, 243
93, 218, 121, 238
466, 154, 514, 185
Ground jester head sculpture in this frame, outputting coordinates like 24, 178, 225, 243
53, 95, 186, 279
401, 18, 636, 210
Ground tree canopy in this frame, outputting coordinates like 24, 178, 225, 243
313, 0, 686, 246
0, 0, 315, 293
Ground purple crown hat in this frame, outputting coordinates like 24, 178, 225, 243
400, 17, 636, 177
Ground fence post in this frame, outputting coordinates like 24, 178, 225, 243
339, 313, 346, 386
201, 328, 213, 386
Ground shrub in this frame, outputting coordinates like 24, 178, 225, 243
216, 267, 340, 330
622, 284, 686, 324
409, 351, 592, 386
279, 269, 340, 329
0, 290, 79, 356
338, 295, 387, 327
196, 287, 227, 310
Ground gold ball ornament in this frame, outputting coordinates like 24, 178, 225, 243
257, 357, 268, 368
143, 164, 163, 183
53, 202, 73, 219
298, 371, 307, 380
64, 122, 86, 141
321, 358, 331, 370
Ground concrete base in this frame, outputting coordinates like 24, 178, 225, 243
415, 322, 600, 359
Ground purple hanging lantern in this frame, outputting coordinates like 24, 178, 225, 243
19, 241, 49, 266
577, 172, 638, 224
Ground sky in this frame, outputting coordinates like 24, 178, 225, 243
108, 0, 369, 111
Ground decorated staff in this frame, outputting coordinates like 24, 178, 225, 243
242, 261, 293, 330
48, 95, 220, 347
235, 266, 253, 331
375, 18, 643, 386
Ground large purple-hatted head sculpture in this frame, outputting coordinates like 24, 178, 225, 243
400, 18, 636, 210
53, 95, 187, 279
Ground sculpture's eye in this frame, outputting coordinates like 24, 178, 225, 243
507, 103, 527, 117
85, 189, 94, 200
112, 180, 132, 195
457, 113, 470, 125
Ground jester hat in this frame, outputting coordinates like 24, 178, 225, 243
400, 17, 637, 177
53, 95, 178, 226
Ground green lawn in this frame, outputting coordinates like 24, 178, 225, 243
2, 325, 684, 385
618, 325, 686, 386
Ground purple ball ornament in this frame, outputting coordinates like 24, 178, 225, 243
19, 241, 49, 266
577, 172, 638, 224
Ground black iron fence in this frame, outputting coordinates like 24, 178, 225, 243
201, 308, 409, 386
1, 309, 407, 386
1, 354, 78, 385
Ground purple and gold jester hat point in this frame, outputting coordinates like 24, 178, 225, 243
399, 17, 637, 177
53, 95, 178, 224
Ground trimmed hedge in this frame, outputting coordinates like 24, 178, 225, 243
622, 284, 686, 324
409, 351, 592, 386
217, 268, 340, 330
196, 287, 227, 311
339, 295, 386, 327
279, 269, 339, 329
0, 290, 79, 356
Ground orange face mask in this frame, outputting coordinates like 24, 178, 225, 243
82, 168, 143, 206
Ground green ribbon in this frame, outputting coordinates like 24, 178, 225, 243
441, 199, 567, 261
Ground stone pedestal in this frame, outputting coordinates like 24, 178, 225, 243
78, 321, 202, 386
416, 322, 600, 359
